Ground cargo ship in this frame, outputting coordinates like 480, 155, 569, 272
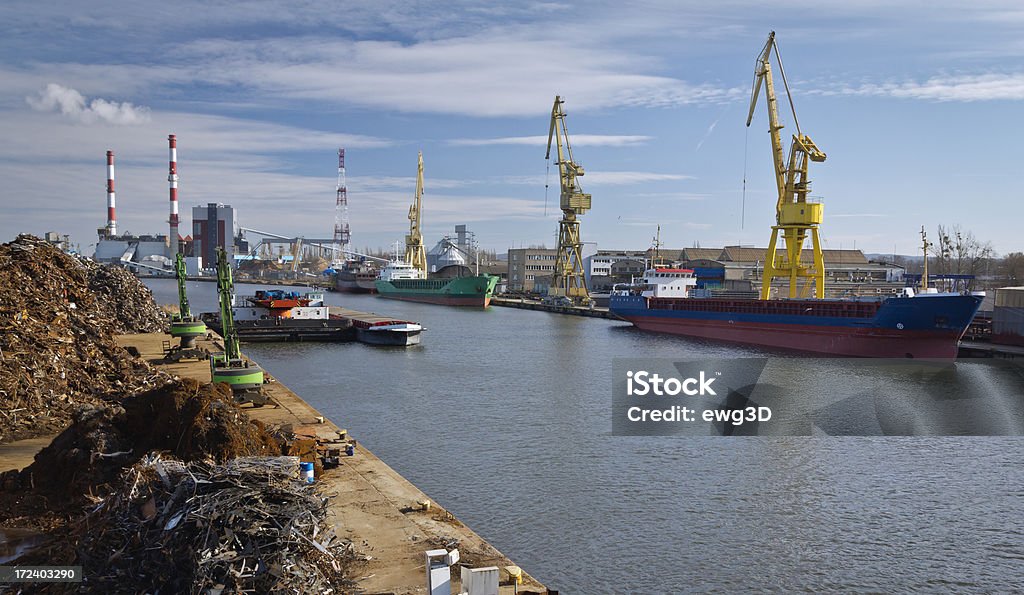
334, 260, 378, 294
204, 289, 423, 345
374, 259, 498, 307
609, 267, 983, 359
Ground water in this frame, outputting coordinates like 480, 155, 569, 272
146, 279, 1024, 592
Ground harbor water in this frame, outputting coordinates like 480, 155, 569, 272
146, 279, 1024, 592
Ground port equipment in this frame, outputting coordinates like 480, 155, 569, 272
290, 236, 304, 275
164, 253, 208, 361
747, 31, 827, 300
545, 95, 592, 305
920, 226, 931, 292
405, 152, 428, 275
333, 148, 351, 264
210, 247, 266, 405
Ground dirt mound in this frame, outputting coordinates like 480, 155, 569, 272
0, 234, 169, 443
1, 378, 282, 515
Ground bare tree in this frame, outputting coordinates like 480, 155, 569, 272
1000, 252, 1024, 286
930, 225, 995, 291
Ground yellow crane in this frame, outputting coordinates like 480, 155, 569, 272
545, 95, 591, 304
405, 151, 427, 274
746, 31, 827, 300
290, 237, 303, 274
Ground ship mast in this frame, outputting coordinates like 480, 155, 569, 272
920, 226, 931, 292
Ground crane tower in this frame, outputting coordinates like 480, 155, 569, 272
747, 31, 827, 300
405, 152, 427, 274
333, 148, 350, 264
545, 96, 592, 304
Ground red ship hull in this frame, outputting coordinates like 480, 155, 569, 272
627, 315, 964, 359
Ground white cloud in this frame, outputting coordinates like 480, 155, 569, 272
822, 73, 1024, 101
26, 83, 151, 125
449, 135, 653, 147
583, 171, 694, 185
497, 172, 693, 186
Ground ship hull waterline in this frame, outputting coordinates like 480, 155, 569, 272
374, 275, 498, 308
620, 315, 966, 359
610, 294, 983, 360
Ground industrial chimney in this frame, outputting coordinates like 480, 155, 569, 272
105, 150, 117, 237
168, 134, 179, 257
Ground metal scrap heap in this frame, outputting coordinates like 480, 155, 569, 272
0, 234, 169, 442
29, 456, 359, 594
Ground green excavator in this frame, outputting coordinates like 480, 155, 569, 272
163, 253, 208, 362
210, 248, 267, 405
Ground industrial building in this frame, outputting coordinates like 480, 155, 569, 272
507, 248, 557, 292
192, 203, 237, 267
573, 245, 907, 298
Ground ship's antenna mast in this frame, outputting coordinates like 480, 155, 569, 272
920, 226, 931, 292
333, 148, 350, 263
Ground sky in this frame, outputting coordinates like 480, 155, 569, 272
2, 1, 1023, 257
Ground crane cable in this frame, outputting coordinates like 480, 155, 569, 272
741, 125, 749, 232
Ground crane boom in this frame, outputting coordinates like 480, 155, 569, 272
746, 31, 828, 300
215, 248, 240, 360
405, 152, 427, 274
546, 96, 591, 216
545, 95, 591, 304
174, 252, 191, 319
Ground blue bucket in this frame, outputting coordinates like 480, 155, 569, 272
300, 461, 315, 484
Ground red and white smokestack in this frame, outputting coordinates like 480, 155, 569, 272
168, 134, 179, 257
106, 150, 117, 236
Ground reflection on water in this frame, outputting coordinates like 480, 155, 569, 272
144, 279, 1024, 592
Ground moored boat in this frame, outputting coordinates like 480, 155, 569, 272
609, 267, 983, 359
374, 259, 498, 307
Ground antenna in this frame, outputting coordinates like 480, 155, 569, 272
333, 148, 350, 263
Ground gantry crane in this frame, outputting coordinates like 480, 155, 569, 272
545, 96, 592, 304
405, 151, 427, 275
747, 31, 827, 300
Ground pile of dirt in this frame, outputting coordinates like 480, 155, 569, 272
18, 456, 359, 594
0, 378, 282, 515
0, 234, 169, 443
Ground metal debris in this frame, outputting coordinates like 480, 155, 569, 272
0, 234, 170, 443
28, 455, 360, 594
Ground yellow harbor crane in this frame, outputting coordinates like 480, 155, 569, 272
747, 31, 828, 300
405, 151, 427, 274
545, 95, 592, 304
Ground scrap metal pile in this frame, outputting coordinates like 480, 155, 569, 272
0, 378, 283, 516
0, 235, 168, 442
21, 456, 359, 594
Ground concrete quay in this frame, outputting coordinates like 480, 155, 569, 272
0, 331, 548, 595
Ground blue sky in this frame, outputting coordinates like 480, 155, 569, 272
2, 1, 1023, 256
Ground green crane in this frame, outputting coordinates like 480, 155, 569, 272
168, 253, 206, 348
210, 248, 264, 400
